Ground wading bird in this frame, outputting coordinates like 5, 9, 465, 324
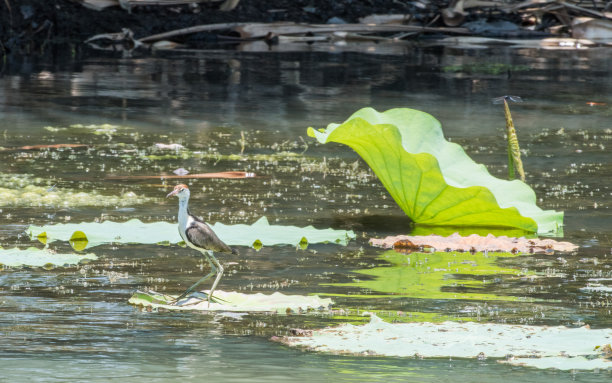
166, 184, 238, 305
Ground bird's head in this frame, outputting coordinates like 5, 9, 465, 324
166, 184, 190, 199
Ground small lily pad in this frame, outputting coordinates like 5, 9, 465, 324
37, 232, 47, 245
298, 236, 308, 250
252, 239, 263, 251
69, 230, 89, 251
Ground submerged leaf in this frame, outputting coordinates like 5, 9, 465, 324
308, 108, 563, 234
29, 217, 355, 248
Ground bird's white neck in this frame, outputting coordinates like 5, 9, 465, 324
177, 196, 190, 230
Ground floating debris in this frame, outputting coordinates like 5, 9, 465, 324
172, 168, 190, 176
371, 233, 578, 254
0, 144, 88, 151
154, 143, 185, 150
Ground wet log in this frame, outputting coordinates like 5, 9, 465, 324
139, 22, 470, 43
558, 1, 612, 19
82, 0, 119, 11
572, 17, 612, 40
441, 0, 508, 27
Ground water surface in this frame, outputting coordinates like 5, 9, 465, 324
1, 44, 611, 381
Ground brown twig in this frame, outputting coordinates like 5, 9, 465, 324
106, 171, 256, 179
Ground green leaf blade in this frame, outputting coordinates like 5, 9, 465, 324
310, 107, 562, 234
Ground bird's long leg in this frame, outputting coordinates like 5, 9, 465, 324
172, 254, 216, 304
206, 251, 224, 307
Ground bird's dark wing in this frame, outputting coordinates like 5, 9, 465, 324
185, 220, 236, 254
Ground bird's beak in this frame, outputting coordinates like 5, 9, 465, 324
166, 189, 178, 198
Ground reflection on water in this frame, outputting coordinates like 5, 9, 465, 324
332, 250, 530, 302
0, 44, 611, 381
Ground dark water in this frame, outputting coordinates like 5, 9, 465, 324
1, 43, 611, 381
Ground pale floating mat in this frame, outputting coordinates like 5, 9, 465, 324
274, 314, 612, 370
129, 290, 333, 314
371, 233, 578, 254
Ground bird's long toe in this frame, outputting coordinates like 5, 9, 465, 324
170, 291, 214, 306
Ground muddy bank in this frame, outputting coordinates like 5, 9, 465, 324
0, 0, 412, 55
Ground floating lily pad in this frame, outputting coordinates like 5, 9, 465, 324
308, 108, 563, 234
129, 290, 333, 313
275, 314, 612, 370
29, 217, 355, 248
0, 247, 97, 267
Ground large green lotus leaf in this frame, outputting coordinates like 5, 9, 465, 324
329, 250, 531, 302
0, 247, 97, 267
308, 107, 563, 234
29, 217, 355, 248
